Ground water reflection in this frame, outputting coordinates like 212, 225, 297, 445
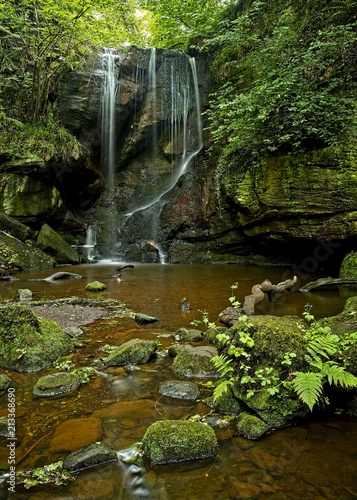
0, 264, 356, 499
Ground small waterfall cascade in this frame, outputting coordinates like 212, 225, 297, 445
100, 48, 120, 195
95, 47, 203, 262
84, 225, 97, 262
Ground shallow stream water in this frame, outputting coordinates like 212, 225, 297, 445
0, 263, 356, 499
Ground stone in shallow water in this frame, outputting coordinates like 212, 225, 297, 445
33, 372, 80, 397
134, 313, 158, 324
63, 441, 117, 472
158, 380, 200, 401
85, 281, 107, 292
103, 338, 158, 366
236, 412, 270, 440
50, 417, 102, 453
142, 420, 218, 465
0, 374, 11, 391
172, 346, 220, 379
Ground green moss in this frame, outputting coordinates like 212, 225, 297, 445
33, 372, 80, 397
0, 232, 55, 271
236, 412, 270, 440
0, 305, 73, 372
103, 338, 158, 366
340, 252, 357, 281
142, 420, 218, 465
37, 224, 79, 264
85, 281, 107, 292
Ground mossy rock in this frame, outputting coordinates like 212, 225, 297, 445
134, 313, 158, 324
158, 380, 200, 401
0, 305, 73, 372
174, 328, 203, 342
172, 346, 220, 379
0, 231, 55, 271
37, 223, 79, 264
236, 412, 270, 440
0, 213, 34, 241
205, 326, 228, 345
63, 442, 117, 472
142, 420, 218, 465
340, 251, 357, 284
85, 281, 107, 292
0, 374, 11, 391
168, 344, 193, 358
205, 384, 244, 415
0, 416, 9, 437
102, 338, 158, 366
231, 315, 308, 372
33, 372, 81, 397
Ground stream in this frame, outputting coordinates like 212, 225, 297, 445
0, 263, 356, 499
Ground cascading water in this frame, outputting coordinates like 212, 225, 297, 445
84, 225, 97, 262
96, 47, 203, 262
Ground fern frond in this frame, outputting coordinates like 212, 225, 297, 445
212, 379, 232, 403
211, 354, 234, 377
307, 336, 339, 360
292, 372, 324, 412
324, 364, 357, 388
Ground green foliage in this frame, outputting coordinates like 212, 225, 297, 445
17, 461, 74, 489
203, 0, 357, 183
291, 372, 324, 412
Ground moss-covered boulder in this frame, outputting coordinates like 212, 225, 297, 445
37, 223, 79, 264
340, 251, 357, 282
0, 213, 34, 241
0, 416, 9, 437
0, 231, 55, 271
236, 412, 270, 440
33, 372, 81, 397
158, 380, 200, 401
142, 420, 218, 465
0, 305, 73, 372
172, 346, 220, 379
174, 328, 203, 342
63, 442, 117, 472
168, 343, 193, 358
0, 373, 12, 391
102, 338, 158, 366
85, 281, 107, 292
134, 313, 158, 324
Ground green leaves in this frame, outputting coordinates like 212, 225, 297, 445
292, 372, 324, 412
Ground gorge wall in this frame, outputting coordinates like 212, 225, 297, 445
0, 44, 356, 268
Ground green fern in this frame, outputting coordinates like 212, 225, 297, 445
323, 363, 357, 388
211, 354, 234, 377
305, 335, 339, 363
212, 379, 233, 403
292, 372, 324, 411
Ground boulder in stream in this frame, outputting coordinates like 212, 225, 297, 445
33, 372, 81, 397
63, 441, 118, 472
102, 338, 159, 366
0, 305, 73, 372
158, 380, 200, 401
172, 346, 220, 379
37, 223, 79, 264
0, 374, 12, 391
85, 281, 107, 292
236, 412, 270, 440
142, 420, 218, 465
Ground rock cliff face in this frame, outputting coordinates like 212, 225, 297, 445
0, 44, 356, 267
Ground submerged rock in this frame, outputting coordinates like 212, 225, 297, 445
33, 372, 81, 397
158, 380, 200, 401
0, 305, 73, 372
142, 420, 218, 465
102, 338, 158, 366
63, 441, 117, 472
172, 346, 220, 379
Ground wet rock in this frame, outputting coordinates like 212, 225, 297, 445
142, 420, 218, 465
134, 313, 158, 324
167, 343, 193, 358
0, 374, 12, 390
205, 326, 228, 344
33, 372, 81, 397
50, 417, 102, 453
37, 223, 79, 264
172, 345, 220, 379
0, 213, 34, 241
158, 380, 200, 401
173, 328, 203, 342
17, 288, 33, 301
102, 338, 158, 366
218, 306, 245, 327
229, 480, 261, 499
340, 251, 357, 285
63, 326, 84, 338
63, 441, 117, 472
0, 305, 73, 372
236, 412, 270, 440
85, 281, 107, 292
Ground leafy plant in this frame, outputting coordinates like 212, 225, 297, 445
18, 461, 74, 489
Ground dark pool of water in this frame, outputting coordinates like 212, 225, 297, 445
0, 263, 356, 499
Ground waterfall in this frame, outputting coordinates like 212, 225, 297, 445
100, 48, 119, 194
85, 225, 97, 262
94, 47, 203, 262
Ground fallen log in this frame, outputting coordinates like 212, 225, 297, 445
299, 277, 357, 292
243, 276, 297, 316
28, 272, 82, 282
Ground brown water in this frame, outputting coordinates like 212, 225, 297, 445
0, 263, 356, 499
